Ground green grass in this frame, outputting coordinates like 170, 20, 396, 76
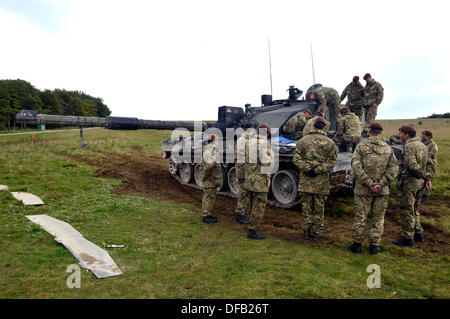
0, 123, 449, 298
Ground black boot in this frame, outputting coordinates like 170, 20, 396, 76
236, 214, 250, 225
247, 229, 266, 240
414, 233, 424, 242
369, 244, 382, 255
313, 234, 321, 242
348, 242, 362, 253
303, 230, 310, 240
202, 215, 218, 224
392, 238, 414, 246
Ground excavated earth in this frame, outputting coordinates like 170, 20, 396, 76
55, 145, 450, 256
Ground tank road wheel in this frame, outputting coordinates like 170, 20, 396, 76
168, 158, 178, 177
227, 166, 240, 195
194, 164, 204, 188
179, 163, 194, 184
271, 169, 299, 206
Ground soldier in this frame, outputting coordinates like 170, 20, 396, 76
389, 129, 402, 145
283, 108, 312, 140
421, 130, 438, 201
348, 122, 399, 254
200, 134, 222, 224
244, 123, 274, 239
333, 107, 361, 152
302, 110, 329, 136
307, 86, 341, 125
293, 117, 338, 241
235, 123, 256, 224
393, 125, 432, 246
340, 76, 364, 120
362, 73, 384, 134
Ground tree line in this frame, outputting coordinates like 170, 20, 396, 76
0, 79, 111, 130
425, 113, 450, 119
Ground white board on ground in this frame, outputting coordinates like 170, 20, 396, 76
0, 185, 8, 191
11, 192, 44, 205
26, 215, 122, 278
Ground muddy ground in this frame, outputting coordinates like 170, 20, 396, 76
55, 145, 450, 256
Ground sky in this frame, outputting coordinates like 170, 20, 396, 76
0, 0, 449, 120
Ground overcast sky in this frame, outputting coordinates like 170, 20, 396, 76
1, 0, 449, 120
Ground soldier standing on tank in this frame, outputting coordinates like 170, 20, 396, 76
200, 134, 222, 224
235, 123, 256, 224
362, 73, 384, 135
244, 123, 274, 239
293, 117, 338, 241
340, 76, 364, 120
348, 122, 399, 254
392, 125, 432, 246
283, 108, 312, 140
421, 130, 438, 201
307, 87, 341, 126
333, 107, 361, 152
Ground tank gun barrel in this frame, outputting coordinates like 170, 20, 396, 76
16, 110, 208, 131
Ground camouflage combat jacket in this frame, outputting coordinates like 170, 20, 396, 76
397, 137, 429, 190
283, 111, 307, 140
340, 82, 364, 106
363, 80, 384, 107
335, 112, 361, 143
352, 137, 398, 196
200, 143, 222, 188
314, 86, 340, 110
244, 135, 274, 193
235, 130, 254, 180
423, 139, 438, 178
293, 128, 338, 195
303, 116, 330, 135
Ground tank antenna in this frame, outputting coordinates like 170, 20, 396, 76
310, 41, 316, 84
268, 38, 273, 96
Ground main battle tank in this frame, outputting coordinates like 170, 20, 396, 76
16, 85, 354, 209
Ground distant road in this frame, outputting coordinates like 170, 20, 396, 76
0, 127, 102, 137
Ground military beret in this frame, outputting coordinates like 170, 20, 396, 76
422, 130, 433, 138
314, 117, 327, 128
400, 124, 416, 133
209, 134, 218, 141
258, 123, 271, 135
369, 121, 383, 131
363, 73, 371, 80
305, 108, 312, 115
340, 106, 350, 114
353, 76, 359, 82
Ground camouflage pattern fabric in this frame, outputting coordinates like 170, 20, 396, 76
397, 137, 429, 239
363, 105, 378, 125
293, 128, 338, 195
363, 80, 384, 125
200, 143, 222, 188
313, 86, 341, 123
202, 187, 217, 217
422, 138, 439, 197
243, 135, 274, 193
235, 130, 254, 180
334, 112, 362, 145
299, 192, 326, 236
247, 191, 268, 231
303, 115, 330, 135
283, 111, 307, 140
389, 133, 402, 145
235, 183, 251, 218
341, 81, 364, 119
352, 136, 399, 196
352, 194, 389, 245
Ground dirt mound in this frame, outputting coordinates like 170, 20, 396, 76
55, 147, 450, 256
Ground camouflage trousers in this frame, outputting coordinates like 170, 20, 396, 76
352, 194, 388, 245
235, 183, 251, 219
202, 187, 217, 217
363, 105, 378, 127
300, 192, 326, 236
323, 99, 341, 125
242, 191, 267, 231
398, 186, 426, 239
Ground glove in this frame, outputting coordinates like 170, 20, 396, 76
305, 168, 318, 177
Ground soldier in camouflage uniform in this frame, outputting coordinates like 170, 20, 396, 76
308, 87, 341, 126
283, 109, 312, 140
333, 107, 361, 152
421, 130, 438, 201
200, 134, 222, 224
393, 125, 432, 246
234, 123, 256, 224
293, 117, 338, 241
340, 76, 364, 120
302, 111, 330, 136
348, 122, 398, 254
389, 129, 402, 145
244, 123, 274, 239
362, 73, 384, 133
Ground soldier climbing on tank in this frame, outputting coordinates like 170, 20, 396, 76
200, 134, 222, 224
362, 73, 384, 136
307, 86, 341, 127
282, 108, 312, 140
333, 107, 361, 152
421, 130, 438, 201
340, 76, 364, 120
244, 123, 274, 239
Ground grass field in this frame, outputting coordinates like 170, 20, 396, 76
0, 119, 449, 299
